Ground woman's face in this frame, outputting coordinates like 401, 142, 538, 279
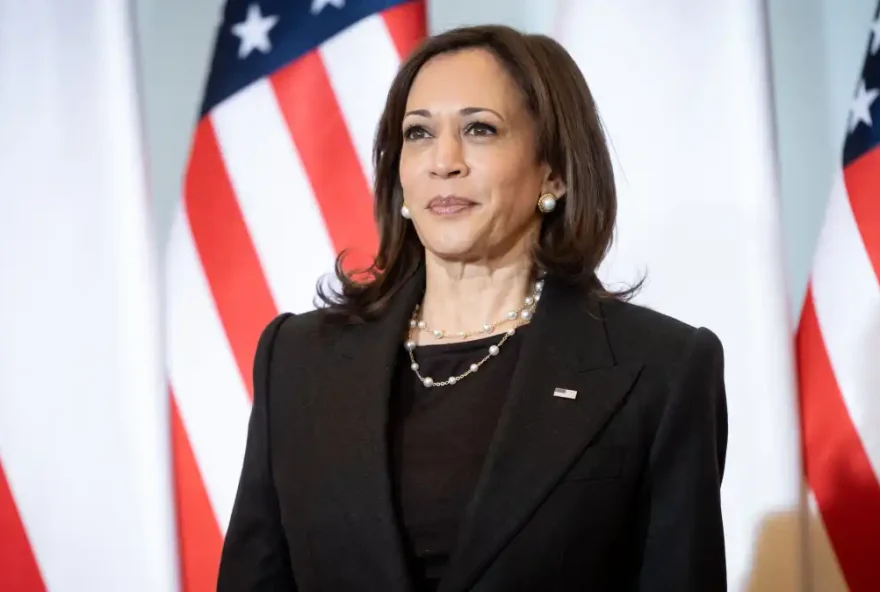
398, 47, 563, 263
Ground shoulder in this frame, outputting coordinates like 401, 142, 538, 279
252, 309, 347, 404
254, 308, 339, 361
596, 298, 728, 473
597, 297, 724, 382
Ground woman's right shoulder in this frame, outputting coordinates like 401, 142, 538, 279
255, 309, 343, 361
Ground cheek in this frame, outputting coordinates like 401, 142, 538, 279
486, 164, 542, 215
398, 151, 423, 197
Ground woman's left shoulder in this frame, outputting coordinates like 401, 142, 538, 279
596, 298, 727, 458
596, 297, 724, 375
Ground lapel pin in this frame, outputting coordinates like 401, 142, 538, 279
553, 387, 578, 400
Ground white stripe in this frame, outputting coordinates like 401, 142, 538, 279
320, 13, 402, 186
166, 207, 252, 532
211, 79, 338, 314
0, 3, 178, 589
811, 173, 880, 479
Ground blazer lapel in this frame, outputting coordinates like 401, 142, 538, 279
438, 280, 643, 592
307, 268, 425, 591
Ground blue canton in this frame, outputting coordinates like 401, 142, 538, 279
843, 3, 880, 167
200, 0, 409, 117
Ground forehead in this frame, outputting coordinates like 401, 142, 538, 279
405, 47, 524, 112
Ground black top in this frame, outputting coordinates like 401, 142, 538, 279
217, 271, 728, 592
388, 328, 528, 591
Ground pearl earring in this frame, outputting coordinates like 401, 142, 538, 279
401, 204, 411, 219
537, 193, 557, 213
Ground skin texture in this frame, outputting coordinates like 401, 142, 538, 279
399, 48, 566, 343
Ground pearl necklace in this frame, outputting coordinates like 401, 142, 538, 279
408, 278, 544, 339
403, 279, 543, 388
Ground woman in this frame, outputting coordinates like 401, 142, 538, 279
217, 24, 727, 592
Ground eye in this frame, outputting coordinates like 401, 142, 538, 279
465, 122, 497, 136
403, 124, 430, 141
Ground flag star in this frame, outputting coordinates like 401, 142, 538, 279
870, 16, 880, 54
311, 0, 345, 15
848, 78, 879, 133
231, 4, 279, 59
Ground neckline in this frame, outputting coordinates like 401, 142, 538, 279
404, 324, 530, 356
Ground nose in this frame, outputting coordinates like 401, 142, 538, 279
430, 132, 468, 179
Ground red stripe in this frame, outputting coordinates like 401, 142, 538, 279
0, 458, 45, 591
382, 0, 427, 59
184, 118, 279, 398
270, 52, 378, 271
843, 147, 880, 284
797, 288, 880, 591
171, 390, 223, 592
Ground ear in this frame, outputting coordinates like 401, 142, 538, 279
540, 165, 567, 199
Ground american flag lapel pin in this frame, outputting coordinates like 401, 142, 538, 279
553, 387, 578, 400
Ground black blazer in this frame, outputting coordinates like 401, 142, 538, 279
217, 270, 728, 591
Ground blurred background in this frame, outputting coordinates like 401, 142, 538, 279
2, 0, 879, 591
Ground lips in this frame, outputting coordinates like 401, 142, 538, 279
427, 195, 476, 209
426, 196, 477, 215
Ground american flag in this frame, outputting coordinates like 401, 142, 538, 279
796, 3, 880, 590
165, 1, 426, 589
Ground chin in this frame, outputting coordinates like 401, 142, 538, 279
415, 222, 484, 258
422, 238, 484, 262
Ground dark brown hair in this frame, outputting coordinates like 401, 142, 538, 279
316, 24, 638, 323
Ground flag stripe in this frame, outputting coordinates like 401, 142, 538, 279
167, 210, 253, 532
210, 79, 338, 314
382, 0, 427, 59
797, 290, 880, 592
0, 460, 45, 592
320, 14, 402, 186
184, 118, 279, 398
810, 175, 880, 478
171, 393, 223, 592
843, 146, 880, 284
271, 52, 379, 272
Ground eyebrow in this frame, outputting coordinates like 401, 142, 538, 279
403, 107, 504, 120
